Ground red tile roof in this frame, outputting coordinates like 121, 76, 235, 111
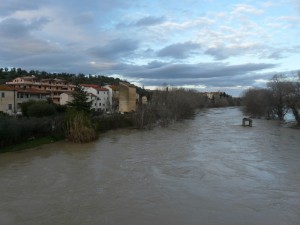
16, 88, 50, 94
0, 84, 14, 91
80, 84, 109, 91
0, 85, 50, 94
80, 84, 100, 88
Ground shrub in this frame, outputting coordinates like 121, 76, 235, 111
65, 109, 97, 143
0, 116, 58, 149
27, 103, 56, 117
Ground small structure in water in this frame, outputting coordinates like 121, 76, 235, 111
242, 117, 253, 127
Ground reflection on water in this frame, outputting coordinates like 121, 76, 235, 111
0, 107, 300, 225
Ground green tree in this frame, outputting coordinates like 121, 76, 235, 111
27, 102, 56, 117
67, 85, 92, 112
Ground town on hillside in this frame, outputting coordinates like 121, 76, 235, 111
0, 73, 234, 116
0, 75, 145, 115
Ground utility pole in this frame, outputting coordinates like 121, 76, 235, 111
13, 85, 16, 114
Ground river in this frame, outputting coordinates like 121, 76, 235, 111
0, 107, 299, 225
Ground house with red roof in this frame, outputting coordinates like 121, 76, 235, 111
80, 84, 112, 112
0, 84, 50, 115
6, 75, 75, 104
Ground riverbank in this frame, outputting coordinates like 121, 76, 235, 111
0, 136, 61, 153
0, 113, 135, 153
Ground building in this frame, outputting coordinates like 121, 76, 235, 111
80, 84, 112, 112
6, 76, 75, 104
60, 93, 73, 105
119, 82, 136, 113
141, 96, 148, 104
0, 84, 50, 115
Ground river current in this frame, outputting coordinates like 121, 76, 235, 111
0, 107, 299, 225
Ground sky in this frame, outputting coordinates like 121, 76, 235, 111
0, 0, 300, 96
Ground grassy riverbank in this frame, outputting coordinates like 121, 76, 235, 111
0, 136, 59, 153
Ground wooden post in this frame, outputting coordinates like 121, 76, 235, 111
242, 118, 252, 127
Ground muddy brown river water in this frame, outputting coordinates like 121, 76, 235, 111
0, 107, 300, 225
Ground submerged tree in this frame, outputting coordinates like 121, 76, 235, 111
242, 88, 273, 118
243, 72, 300, 125
267, 75, 290, 120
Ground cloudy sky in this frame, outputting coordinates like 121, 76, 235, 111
1, 0, 300, 95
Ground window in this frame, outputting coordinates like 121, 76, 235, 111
1, 92, 4, 98
8, 104, 12, 110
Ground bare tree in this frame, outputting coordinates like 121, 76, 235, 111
267, 75, 290, 120
284, 74, 300, 125
136, 87, 208, 128
242, 88, 273, 118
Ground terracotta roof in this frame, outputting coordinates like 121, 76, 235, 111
0, 85, 50, 94
119, 82, 136, 88
81, 84, 109, 91
87, 93, 98, 97
16, 88, 50, 94
0, 84, 14, 91
97, 87, 109, 91
80, 84, 100, 88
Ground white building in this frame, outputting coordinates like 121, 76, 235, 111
80, 84, 112, 112
60, 93, 73, 105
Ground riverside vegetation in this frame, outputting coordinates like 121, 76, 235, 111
242, 72, 300, 126
0, 68, 240, 152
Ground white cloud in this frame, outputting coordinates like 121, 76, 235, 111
232, 4, 264, 15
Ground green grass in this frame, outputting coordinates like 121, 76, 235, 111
0, 136, 62, 153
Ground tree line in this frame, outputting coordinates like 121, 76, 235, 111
0, 67, 121, 86
242, 72, 300, 126
135, 87, 241, 128
0, 67, 153, 98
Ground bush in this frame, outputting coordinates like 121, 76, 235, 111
27, 103, 56, 117
21, 100, 57, 117
0, 116, 59, 149
65, 109, 97, 143
94, 113, 134, 131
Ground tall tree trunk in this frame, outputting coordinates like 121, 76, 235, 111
291, 105, 300, 126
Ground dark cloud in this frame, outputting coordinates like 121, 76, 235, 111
204, 44, 260, 60
204, 46, 245, 60
146, 60, 168, 69
124, 62, 276, 79
157, 42, 201, 59
267, 51, 284, 59
135, 16, 166, 26
88, 39, 139, 60
0, 0, 41, 15
0, 19, 31, 39
0, 17, 57, 61
137, 71, 273, 90
0, 17, 50, 39
116, 16, 166, 29
74, 12, 95, 24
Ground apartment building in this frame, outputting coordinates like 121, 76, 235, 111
0, 84, 50, 115
6, 76, 75, 104
119, 82, 136, 113
80, 84, 112, 112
